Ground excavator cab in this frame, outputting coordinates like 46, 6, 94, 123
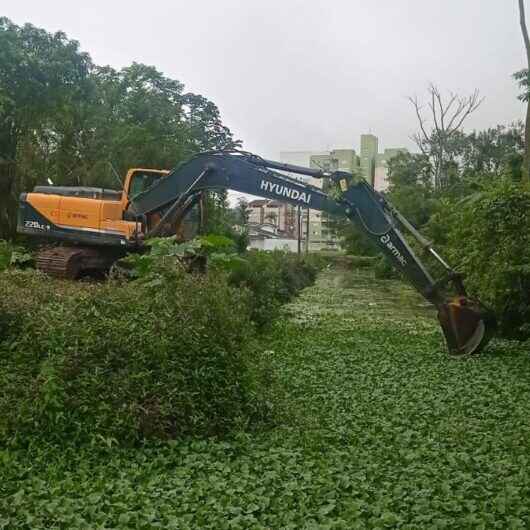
127, 170, 168, 200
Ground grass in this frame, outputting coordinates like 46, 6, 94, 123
2, 266, 530, 528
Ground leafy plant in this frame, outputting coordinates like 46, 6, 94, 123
114, 236, 322, 328
0, 240, 33, 270
441, 179, 530, 339
0, 268, 268, 444
2, 266, 530, 529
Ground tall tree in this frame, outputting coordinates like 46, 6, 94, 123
408, 84, 483, 189
460, 123, 524, 179
0, 17, 93, 238
517, 0, 530, 182
386, 152, 435, 228
0, 18, 240, 239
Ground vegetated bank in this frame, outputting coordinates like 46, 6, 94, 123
340, 172, 530, 340
3, 264, 530, 529
0, 237, 323, 445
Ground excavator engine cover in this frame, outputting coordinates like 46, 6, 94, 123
437, 297, 495, 356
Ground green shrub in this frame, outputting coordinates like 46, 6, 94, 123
442, 180, 530, 339
227, 250, 321, 327
338, 224, 378, 256
119, 238, 323, 328
0, 243, 321, 445
373, 255, 400, 279
0, 239, 33, 270
0, 268, 266, 445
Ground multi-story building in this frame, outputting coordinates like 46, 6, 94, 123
280, 150, 355, 251
360, 134, 378, 185
306, 149, 360, 250
247, 199, 299, 238
248, 137, 408, 252
373, 148, 408, 191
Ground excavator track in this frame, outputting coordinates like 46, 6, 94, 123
36, 246, 119, 279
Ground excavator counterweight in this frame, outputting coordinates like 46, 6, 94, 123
18, 150, 494, 355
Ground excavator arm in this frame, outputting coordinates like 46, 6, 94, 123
131, 150, 494, 356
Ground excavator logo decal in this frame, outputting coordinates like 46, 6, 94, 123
260, 180, 312, 205
380, 233, 407, 267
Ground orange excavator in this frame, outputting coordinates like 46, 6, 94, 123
18, 167, 204, 277
18, 150, 495, 355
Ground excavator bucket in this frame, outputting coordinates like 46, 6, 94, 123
437, 297, 495, 356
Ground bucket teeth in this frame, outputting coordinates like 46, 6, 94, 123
437, 297, 495, 356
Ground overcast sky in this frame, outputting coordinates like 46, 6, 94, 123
3, 1, 526, 159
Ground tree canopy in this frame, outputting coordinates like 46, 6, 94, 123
0, 17, 240, 239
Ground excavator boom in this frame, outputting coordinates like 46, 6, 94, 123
18, 150, 494, 354
130, 150, 494, 355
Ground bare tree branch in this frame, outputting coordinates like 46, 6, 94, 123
410, 133, 428, 156
436, 89, 456, 131
446, 90, 484, 132
428, 84, 441, 133
408, 85, 484, 188
408, 96, 430, 145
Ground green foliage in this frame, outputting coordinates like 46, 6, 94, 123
117, 236, 321, 328
441, 180, 530, 339
199, 234, 237, 254
0, 241, 321, 445
0, 18, 239, 239
0, 17, 94, 238
460, 124, 524, 179
0, 268, 265, 444
383, 133, 527, 339
226, 250, 321, 327
0, 240, 11, 270
514, 68, 530, 102
386, 152, 436, 228
2, 267, 530, 529
336, 223, 378, 257
0, 239, 33, 270
387, 151, 433, 189
348, 255, 377, 269
116, 235, 237, 279
0, 235, 317, 444
373, 255, 400, 279
199, 191, 250, 253
233, 197, 250, 225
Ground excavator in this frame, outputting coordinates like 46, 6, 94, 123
18, 150, 494, 356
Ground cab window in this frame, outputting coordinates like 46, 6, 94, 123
129, 172, 163, 198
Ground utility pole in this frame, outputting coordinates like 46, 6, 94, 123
305, 208, 310, 254
297, 205, 301, 256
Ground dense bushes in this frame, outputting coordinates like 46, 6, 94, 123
439, 181, 530, 340
227, 250, 321, 327
362, 181, 530, 336
0, 269, 266, 444
0, 247, 320, 445
121, 237, 323, 328
0, 239, 33, 270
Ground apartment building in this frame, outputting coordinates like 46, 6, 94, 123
373, 148, 408, 191
247, 136, 408, 251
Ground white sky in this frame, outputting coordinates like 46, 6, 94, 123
3, 1, 526, 159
